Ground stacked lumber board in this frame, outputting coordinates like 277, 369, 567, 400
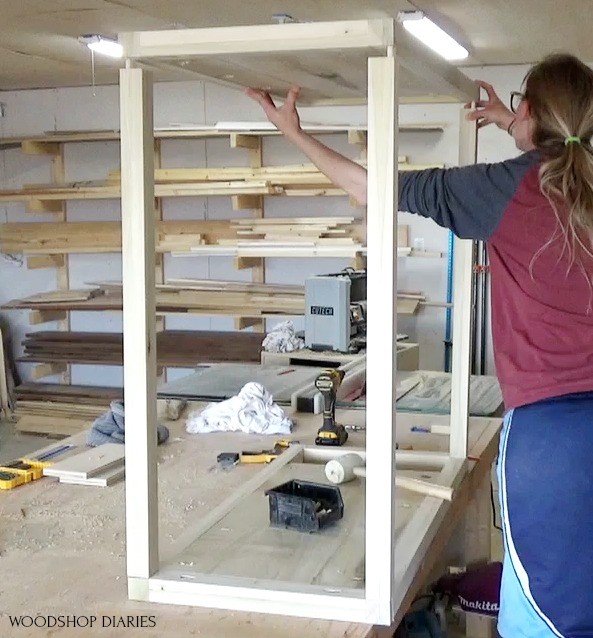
12, 384, 116, 437
12, 327, 261, 435
0, 158, 443, 204
0, 220, 241, 254
43, 443, 125, 487
15, 382, 121, 403
108, 162, 436, 189
208, 217, 365, 257
15, 399, 109, 420
18, 330, 264, 367
3, 280, 306, 317
13, 384, 186, 437
0, 217, 366, 257
3, 279, 423, 316
0, 180, 283, 201
107, 163, 349, 186
6, 294, 421, 317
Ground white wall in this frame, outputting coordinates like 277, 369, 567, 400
0, 64, 532, 386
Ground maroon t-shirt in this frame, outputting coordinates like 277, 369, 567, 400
399, 151, 593, 409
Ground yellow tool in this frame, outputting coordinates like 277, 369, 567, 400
217, 439, 293, 467
239, 439, 292, 464
315, 368, 348, 446
0, 470, 27, 490
0, 459, 46, 490
0, 445, 74, 490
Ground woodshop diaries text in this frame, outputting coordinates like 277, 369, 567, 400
8, 615, 157, 629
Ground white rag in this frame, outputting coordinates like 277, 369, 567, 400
262, 320, 305, 353
185, 382, 293, 435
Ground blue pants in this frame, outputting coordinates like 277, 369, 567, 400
497, 392, 593, 637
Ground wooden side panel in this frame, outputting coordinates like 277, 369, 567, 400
365, 54, 398, 624
120, 67, 159, 583
449, 111, 477, 459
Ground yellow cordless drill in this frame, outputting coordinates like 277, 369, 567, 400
314, 368, 348, 446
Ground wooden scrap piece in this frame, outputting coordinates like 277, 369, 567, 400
43, 443, 125, 480
31, 362, 68, 380
59, 464, 125, 487
14, 415, 92, 437
29, 310, 68, 325
26, 255, 66, 270
21, 288, 102, 304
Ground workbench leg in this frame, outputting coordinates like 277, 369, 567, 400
464, 466, 496, 638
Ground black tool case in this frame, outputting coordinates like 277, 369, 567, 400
265, 479, 344, 533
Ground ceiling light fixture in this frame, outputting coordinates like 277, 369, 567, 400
78, 34, 123, 58
271, 13, 296, 24
398, 11, 469, 61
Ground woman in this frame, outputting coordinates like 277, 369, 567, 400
247, 53, 593, 637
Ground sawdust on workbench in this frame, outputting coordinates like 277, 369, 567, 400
0, 403, 369, 638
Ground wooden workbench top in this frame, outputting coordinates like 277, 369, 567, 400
0, 406, 500, 637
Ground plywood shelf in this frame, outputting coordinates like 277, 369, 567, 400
0, 123, 446, 152
119, 19, 477, 105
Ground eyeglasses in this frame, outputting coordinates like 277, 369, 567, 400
510, 91, 525, 113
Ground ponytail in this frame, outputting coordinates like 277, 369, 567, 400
524, 54, 593, 260
539, 137, 593, 259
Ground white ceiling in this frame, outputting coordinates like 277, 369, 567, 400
0, 0, 590, 90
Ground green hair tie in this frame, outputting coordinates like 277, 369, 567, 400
565, 136, 581, 145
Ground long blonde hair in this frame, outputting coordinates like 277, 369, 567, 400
525, 54, 593, 264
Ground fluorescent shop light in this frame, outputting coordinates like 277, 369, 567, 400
79, 34, 123, 58
398, 11, 469, 61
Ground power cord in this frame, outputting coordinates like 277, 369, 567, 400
490, 477, 502, 531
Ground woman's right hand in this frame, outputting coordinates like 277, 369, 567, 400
245, 85, 303, 140
467, 80, 515, 132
